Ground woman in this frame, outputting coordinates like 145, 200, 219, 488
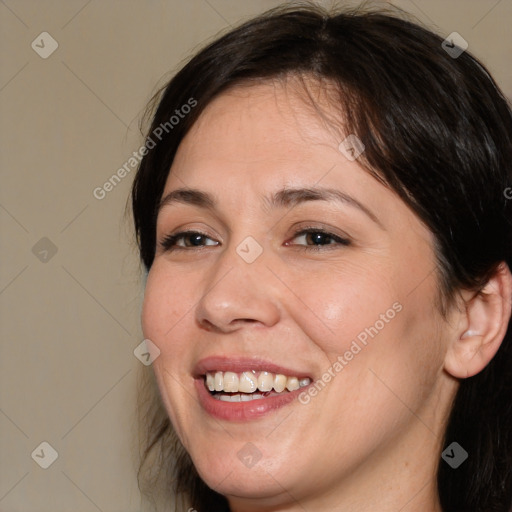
131, 3, 512, 511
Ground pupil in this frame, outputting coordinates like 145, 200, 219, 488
190, 234, 204, 246
309, 232, 328, 245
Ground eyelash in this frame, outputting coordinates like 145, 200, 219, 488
159, 227, 351, 252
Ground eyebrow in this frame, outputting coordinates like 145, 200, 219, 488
158, 186, 383, 228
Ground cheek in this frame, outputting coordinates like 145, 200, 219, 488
295, 259, 444, 410
285, 262, 398, 356
141, 263, 194, 345
141, 266, 198, 441
141, 269, 201, 407
347, 280, 447, 423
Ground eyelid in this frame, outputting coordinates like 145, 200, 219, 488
286, 226, 351, 250
159, 229, 217, 251
158, 224, 351, 252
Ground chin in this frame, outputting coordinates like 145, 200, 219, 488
191, 442, 308, 503
201, 468, 287, 504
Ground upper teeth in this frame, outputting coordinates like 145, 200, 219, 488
205, 371, 311, 393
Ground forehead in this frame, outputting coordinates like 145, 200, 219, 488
165, 83, 368, 210
166, 83, 386, 221
177, 78, 346, 163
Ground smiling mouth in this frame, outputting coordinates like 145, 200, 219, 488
205, 370, 312, 402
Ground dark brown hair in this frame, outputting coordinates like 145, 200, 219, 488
131, 3, 512, 511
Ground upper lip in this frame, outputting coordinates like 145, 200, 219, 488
193, 356, 312, 379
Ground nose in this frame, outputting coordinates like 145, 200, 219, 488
195, 243, 282, 334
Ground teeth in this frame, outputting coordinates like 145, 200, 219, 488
214, 371, 223, 392
217, 393, 267, 402
273, 374, 287, 392
257, 371, 273, 392
239, 372, 258, 393
286, 377, 300, 391
299, 378, 310, 388
204, 370, 311, 394
219, 393, 241, 402
206, 373, 215, 392
223, 372, 238, 392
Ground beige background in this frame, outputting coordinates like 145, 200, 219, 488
1, 1, 510, 511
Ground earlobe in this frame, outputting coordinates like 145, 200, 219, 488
444, 262, 512, 379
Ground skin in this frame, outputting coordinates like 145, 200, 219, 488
141, 77, 511, 511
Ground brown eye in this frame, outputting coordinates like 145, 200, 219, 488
160, 231, 218, 251
288, 228, 351, 250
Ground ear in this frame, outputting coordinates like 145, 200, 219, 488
444, 262, 512, 379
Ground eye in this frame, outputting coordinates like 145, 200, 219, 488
160, 230, 218, 251
287, 227, 351, 251
158, 227, 351, 253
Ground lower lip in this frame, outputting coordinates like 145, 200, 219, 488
194, 378, 307, 421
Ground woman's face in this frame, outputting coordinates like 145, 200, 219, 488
142, 80, 456, 510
